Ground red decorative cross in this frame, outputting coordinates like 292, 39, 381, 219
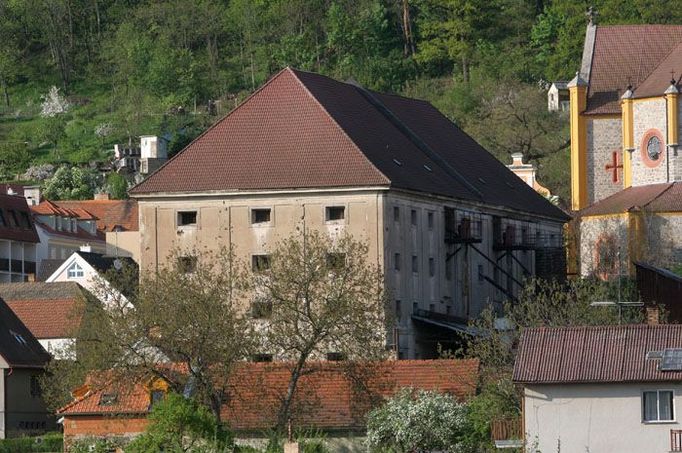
605, 151, 623, 183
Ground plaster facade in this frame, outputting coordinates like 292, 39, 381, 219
524, 383, 682, 453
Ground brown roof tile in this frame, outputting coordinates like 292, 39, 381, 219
513, 325, 682, 384
59, 359, 479, 430
54, 200, 138, 232
131, 68, 567, 221
0, 194, 40, 243
580, 182, 682, 216
585, 25, 682, 115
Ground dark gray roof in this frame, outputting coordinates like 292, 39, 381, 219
75, 251, 136, 274
0, 296, 50, 367
0, 281, 84, 300
37, 259, 66, 281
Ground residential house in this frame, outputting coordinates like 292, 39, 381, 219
547, 81, 569, 112
514, 323, 682, 453
58, 358, 479, 450
0, 193, 39, 282
0, 296, 53, 439
113, 135, 168, 178
0, 282, 86, 358
129, 68, 569, 359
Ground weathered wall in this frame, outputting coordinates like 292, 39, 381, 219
524, 383, 682, 453
579, 215, 628, 277
4, 368, 55, 438
633, 99, 668, 186
586, 117, 622, 204
106, 231, 140, 263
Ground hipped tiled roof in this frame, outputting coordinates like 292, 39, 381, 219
59, 359, 479, 430
585, 25, 682, 115
580, 182, 682, 216
0, 282, 85, 339
514, 325, 682, 384
131, 68, 567, 221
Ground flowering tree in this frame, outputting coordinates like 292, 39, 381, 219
366, 388, 470, 452
40, 85, 70, 117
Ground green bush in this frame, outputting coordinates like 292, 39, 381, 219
0, 432, 63, 453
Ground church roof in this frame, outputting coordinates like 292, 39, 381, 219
580, 182, 682, 216
585, 25, 682, 115
130, 68, 568, 221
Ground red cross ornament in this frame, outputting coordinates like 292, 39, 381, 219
605, 151, 623, 183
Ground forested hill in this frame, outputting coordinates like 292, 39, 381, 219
1, 1, 681, 202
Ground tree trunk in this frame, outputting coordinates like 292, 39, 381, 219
1, 79, 9, 108
462, 56, 470, 83
277, 353, 309, 431
401, 0, 415, 56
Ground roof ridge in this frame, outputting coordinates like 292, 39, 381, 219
288, 69, 391, 186
635, 40, 682, 93
130, 67, 298, 194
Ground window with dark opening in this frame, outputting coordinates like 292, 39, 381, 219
394, 253, 401, 271
251, 208, 271, 224
643, 390, 674, 422
251, 299, 272, 318
177, 211, 197, 226
393, 207, 400, 222
428, 258, 435, 277
427, 212, 434, 229
325, 206, 345, 221
0, 211, 6, 227
412, 255, 418, 273
411, 210, 417, 226
177, 256, 197, 274
252, 354, 273, 363
326, 352, 345, 361
30, 376, 41, 398
20, 212, 31, 229
252, 254, 271, 272
8, 210, 18, 228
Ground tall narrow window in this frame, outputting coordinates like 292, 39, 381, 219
411, 210, 417, 226
427, 212, 434, 229
394, 253, 401, 271
428, 258, 435, 277
412, 256, 418, 273
393, 207, 400, 222
67, 262, 84, 279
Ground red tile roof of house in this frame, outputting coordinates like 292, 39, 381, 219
579, 182, 682, 216
513, 325, 682, 384
585, 25, 682, 115
58, 359, 479, 430
0, 193, 40, 243
0, 282, 85, 339
0, 296, 50, 367
54, 200, 138, 232
130, 68, 567, 221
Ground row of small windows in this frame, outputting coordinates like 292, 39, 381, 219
178, 252, 346, 274
0, 209, 31, 230
393, 207, 435, 229
177, 206, 347, 228
393, 254, 438, 277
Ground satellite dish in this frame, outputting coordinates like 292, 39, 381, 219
113, 259, 123, 270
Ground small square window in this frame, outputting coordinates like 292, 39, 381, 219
177, 211, 197, 226
412, 256, 418, 273
325, 206, 345, 221
326, 352, 345, 361
411, 210, 417, 226
252, 353, 273, 363
643, 390, 674, 422
427, 212, 434, 229
394, 253, 401, 271
177, 256, 197, 274
251, 208, 271, 224
252, 254, 271, 272
393, 207, 400, 222
428, 258, 435, 277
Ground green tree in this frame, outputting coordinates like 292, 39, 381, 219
42, 165, 96, 200
254, 231, 388, 430
366, 388, 469, 452
105, 172, 128, 199
0, 143, 31, 180
126, 393, 233, 453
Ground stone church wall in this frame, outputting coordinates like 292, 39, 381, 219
633, 99, 667, 186
675, 102, 682, 181
645, 213, 682, 269
579, 215, 628, 277
587, 117, 622, 204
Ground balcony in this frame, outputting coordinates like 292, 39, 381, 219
444, 208, 482, 244
491, 417, 523, 449
493, 218, 536, 251
672, 430, 682, 452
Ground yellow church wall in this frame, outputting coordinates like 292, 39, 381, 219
621, 97, 633, 188
570, 84, 588, 211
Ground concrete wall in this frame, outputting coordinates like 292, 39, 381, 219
586, 117, 622, 204
137, 189, 564, 359
524, 383, 682, 453
633, 99, 668, 186
3, 368, 54, 438
106, 231, 140, 263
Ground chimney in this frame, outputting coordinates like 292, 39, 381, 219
646, 306, 660, 325
80, 244, 92, 253
94, 192, 110, 201
510, 153, 525, 166
27, 273, 35, 282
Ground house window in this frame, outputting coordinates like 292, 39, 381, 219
427, 212, 434, 229
326, 352, 345, 361
20, 212, 31, 229
251, 208, 271, 224
445, 259, 452, 280
411, 210, 417, 226
177, 256, 197, 274
30, 376, 41, 398
99, 392, 118, 406
177, 211, 197, 227
325, 206, 345, 222
643, 390, 674, 422
67, 263, 84, 279
252, 353, 273, 363
150, 390, 165, 407
393, 207, 400, 222
428, 258, 435, 277
7, 210, 18, 228
252, 254, 271, 272
394, 253, 401, 271
412, 255, 418, 273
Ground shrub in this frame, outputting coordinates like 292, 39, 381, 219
0, 432, 63, 453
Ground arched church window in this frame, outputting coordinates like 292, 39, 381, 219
640, 129, 665, 168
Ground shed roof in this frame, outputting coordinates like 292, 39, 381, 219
580, 182, 682, 217
513, 325, 682, 384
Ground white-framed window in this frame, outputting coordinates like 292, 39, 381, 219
643, 390, 675, 422
251, 208, 272, 225
67, 262, 84, 279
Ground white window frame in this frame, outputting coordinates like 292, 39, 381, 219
250, 208, 273, 226
67, 262, 84, 279
642, 389, 675, 423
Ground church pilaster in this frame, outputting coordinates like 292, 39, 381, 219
568, 73, 588, 211
665, 83, 679, 159
621, 87, 634, 188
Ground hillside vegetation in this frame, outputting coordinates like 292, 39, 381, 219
2, 0, 681, 201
